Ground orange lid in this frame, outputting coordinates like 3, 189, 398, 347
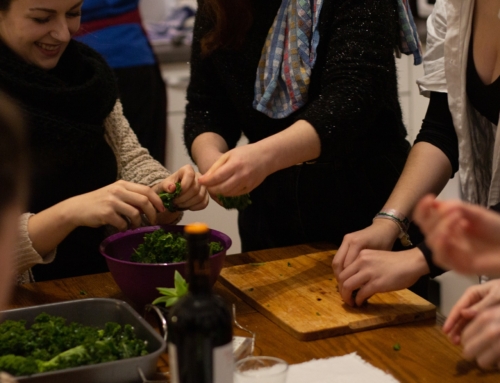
184, 222, 209, 234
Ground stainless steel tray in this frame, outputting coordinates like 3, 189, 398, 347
0, 298, 166, 383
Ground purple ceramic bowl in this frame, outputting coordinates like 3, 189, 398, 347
100, 225, 232, 307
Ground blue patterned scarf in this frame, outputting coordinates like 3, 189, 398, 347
253, 0, 423, 119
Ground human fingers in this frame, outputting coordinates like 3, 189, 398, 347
413, 194, 438, 232
443, 286, 484, 334
332, 239, 350, 279
461, 308, 500, 368
112, 182, 162, 225
338, 262, 368, 307
198, 153, 231, 186
446, 315, 470, 345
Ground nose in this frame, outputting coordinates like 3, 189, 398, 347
50, 19, 71, 42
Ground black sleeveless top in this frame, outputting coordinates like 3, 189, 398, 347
467, 35, 500, 126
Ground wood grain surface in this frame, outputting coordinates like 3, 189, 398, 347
6, 242, 500, 382
220, 250, 435, 340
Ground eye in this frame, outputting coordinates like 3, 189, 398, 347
66, 11, 81, 18
33, 17, 50, 24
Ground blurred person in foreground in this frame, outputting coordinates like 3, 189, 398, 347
414, 195, 500, 370
0, 91, 29, 383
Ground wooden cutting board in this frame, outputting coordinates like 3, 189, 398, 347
220, 250, 436, 341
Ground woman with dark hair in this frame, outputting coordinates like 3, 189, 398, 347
0, 0, 209, 282
184, 0, 424, 274
0, 90, 28, 382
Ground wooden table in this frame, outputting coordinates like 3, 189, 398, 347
6, 243, 500, 382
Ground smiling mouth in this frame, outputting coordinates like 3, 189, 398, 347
35, 42, 60, 51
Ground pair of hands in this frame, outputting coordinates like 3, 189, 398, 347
331, 219, 428, 307
442, 280, 500, 370
196, 143, 270, 202
413, 195, 500, 369
68, 165, 208, 231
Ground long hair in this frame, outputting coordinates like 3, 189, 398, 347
467, 104, 496, 205
200, 0, 254, 57
0, 0, 10, 11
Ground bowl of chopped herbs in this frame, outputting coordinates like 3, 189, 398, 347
99, 225, 231, 307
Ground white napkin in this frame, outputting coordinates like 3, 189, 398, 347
286, 352, 399, 383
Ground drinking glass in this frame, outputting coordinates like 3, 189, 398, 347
234, 356, 288, 383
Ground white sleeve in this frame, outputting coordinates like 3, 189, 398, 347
417, 0, 448, 97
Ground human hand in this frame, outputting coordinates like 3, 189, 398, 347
154, 164, 209, 213
414, 195, 500, 274
443, 281, 500, 347
68, 180, 165, 231
336, 247, 429, 306
332, 219, 400, 283
198, 143, 272, 197
459, 300, 500, 369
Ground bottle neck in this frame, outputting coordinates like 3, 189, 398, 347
186, 230, 211, 294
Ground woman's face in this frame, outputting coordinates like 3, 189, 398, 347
0, 0, 82, 70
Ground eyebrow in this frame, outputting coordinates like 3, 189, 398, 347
29, 0, 83, 13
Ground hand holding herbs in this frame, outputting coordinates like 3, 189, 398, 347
217, 194, 252, 210
158, 182, 182, 212
131, 228, 224, 264
0, 313, 148, 377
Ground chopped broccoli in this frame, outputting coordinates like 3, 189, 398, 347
0, 313, 148, 377
131, 228, 224, 264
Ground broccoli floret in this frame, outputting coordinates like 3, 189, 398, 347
0, 314, 149, 376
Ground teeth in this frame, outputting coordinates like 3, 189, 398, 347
36, 42, 58, 51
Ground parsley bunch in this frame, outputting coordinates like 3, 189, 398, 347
217, 194, 252, 210
130, 228, 224, 264
158, 182, 182, 212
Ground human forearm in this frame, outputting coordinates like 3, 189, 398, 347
191, 132, 229, 174
383, 142, 452, 219
27, 199, 80, 257
255, 119, 321, 174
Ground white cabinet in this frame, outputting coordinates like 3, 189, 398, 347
161, 62, 244, 254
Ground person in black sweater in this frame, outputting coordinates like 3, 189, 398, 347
334, 0, 500, 319
184, 0, 424, 264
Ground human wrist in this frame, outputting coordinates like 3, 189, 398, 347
371, 218, 401, 241
373, 208, 412, 247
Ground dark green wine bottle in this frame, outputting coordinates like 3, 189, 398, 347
167, 223, 233, 383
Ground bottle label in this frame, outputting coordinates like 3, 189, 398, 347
168, 342, 234, 383
214, 342, 234, 383
168, 343, 180, 383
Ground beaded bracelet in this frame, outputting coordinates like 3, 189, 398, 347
373, 209, 412, 247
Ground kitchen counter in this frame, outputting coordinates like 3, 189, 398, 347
7, 242, 500, 382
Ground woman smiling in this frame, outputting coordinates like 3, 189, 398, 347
0, 0, 209, 282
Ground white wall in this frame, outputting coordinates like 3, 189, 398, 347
161, 62, 245, 255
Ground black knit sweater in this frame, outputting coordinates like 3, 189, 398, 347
184, 0, 407, 161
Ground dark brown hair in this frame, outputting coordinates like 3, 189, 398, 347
0, 91, 29, 212
200, 0, 254, 57
0, 0, 10, 12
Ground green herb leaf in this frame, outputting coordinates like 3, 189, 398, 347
158, 182, 182, 212
393, 343, 401, 351
217, 194, 252, 210
154, 271, 189, 308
